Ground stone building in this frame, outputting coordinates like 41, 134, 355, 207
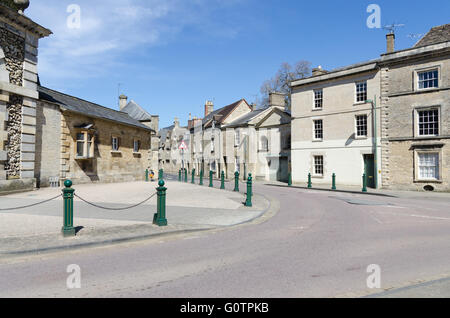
222, 92, 291, 181
186, 94, 291, 181
290, 23, 449, 192
0, 1, 51, 193
119, 95, 160, 173
158, 118, 190, 174
0, 1, 156, 193
37, 87, 154, 186
379, 24, 450, 191
290, 61, 382, 188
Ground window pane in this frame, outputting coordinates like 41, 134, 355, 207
77, 142, 84, 157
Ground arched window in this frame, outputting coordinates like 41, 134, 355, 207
260, 136, 269, 152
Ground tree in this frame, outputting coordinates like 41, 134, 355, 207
258, 60, 312, 110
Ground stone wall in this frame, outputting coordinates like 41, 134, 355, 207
35, 101, 61, 187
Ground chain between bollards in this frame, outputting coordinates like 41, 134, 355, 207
245, 173, 253, 207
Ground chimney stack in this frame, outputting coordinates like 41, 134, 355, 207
386, 33, 395, 53
312, 65, 328, 77
119, 94, 128, 110
269, 92, 286, 110
205, 100, 214, 117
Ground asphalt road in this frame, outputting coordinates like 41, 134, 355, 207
0, 181, 449, 298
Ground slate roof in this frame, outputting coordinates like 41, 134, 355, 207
122, 100, 153, 121
38, 86, 153, 131
415, 24, 450, 48
223, 108, 266, 128
202, 99, 250, 128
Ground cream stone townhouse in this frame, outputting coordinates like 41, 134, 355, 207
186, 93, 291, 181
290, 23, 449, 191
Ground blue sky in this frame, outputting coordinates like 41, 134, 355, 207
27, 0, 449, 128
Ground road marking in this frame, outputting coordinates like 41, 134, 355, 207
376, 210, 450, 221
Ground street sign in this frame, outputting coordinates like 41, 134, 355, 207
179, 141, 187, 150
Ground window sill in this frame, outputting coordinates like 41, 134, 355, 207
75, 157, 94, 160
110, 150, 122, 154
355, 136, 368, 140
414, 179, 443, 184
133, 152, 142, 156
354, 101, 369, 106
312, 175, 324, 179
312, 139, 323, 143
312, 108, 323, 111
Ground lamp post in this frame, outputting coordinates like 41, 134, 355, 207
366, 96, 378, 189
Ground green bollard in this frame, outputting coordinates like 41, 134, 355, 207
245, 173, 253, 207
288, 173, 292, 187
209, 170, 213, 187
192, 169, 196, 184
234, 171, 240, 192
308, 173, 312, 189
362, 174, 368, 193
220, 171, 225, 190
332, 173, 336, 190
178, 169, 182, 182
184, 168, 188, 183
200, 170, 204, 186
145, 169, 149, 182
62, 180, 76, 237
153, 180, 168, 226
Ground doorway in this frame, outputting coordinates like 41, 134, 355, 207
364, 154, 376, 189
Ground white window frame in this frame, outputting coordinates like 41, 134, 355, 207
235, 130, 240, 147
415, 106, 440, 137
417, 68, 439, 90
111, 136, 120, 152
133, 139, 140, 153
313, 119, 323, 141
314, 89, 323, 109
75, 131, 95, 159
313, 155, 324, 177
415, 150, 441, 182
355, 114, 368, 138
355, 81, 367, 104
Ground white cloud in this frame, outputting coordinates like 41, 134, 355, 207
26, 0, 248, 88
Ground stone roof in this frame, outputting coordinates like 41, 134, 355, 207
38, 86, 153, 132
202, 99, 250, 128
223, 108, 266, 128
122, 100, 153, 121
415, 24, 450, 48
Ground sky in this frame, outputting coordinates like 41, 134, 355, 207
26, 0, 450, 129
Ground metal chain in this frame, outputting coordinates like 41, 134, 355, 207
74, 192, 157, 211
0, 194, 62, 211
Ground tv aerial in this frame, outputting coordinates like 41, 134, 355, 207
407, 33, 424, 40
383, 23, 405, 34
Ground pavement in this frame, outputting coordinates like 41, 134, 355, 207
0, 180, 270, 256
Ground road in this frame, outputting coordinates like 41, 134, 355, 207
0, 181, 449, 298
